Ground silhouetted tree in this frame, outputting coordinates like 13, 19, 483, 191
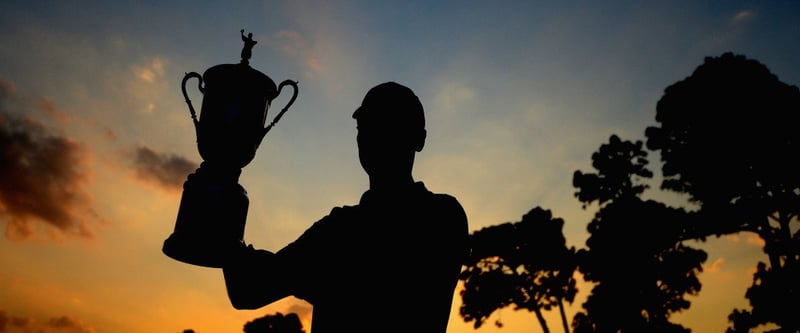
573, 135, 706, 333
243, 312, 304, 333
460, 207, 578, 333
645, 52, 800, 332
571, 312, 594, 333
459, 52, 799, 332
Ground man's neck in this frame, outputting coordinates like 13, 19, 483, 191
361, 178, 423, 206
368, 174, 415, 192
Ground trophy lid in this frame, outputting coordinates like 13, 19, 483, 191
200, 30, 278, 99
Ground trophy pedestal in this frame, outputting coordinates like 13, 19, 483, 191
163, 165, 248, 268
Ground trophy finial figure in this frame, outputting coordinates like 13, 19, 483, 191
240, 29, 257, 65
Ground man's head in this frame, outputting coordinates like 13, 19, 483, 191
352, 82, 427, 183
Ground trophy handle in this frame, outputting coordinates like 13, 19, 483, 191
181, 72, 204, 130
262, 80, 299, 138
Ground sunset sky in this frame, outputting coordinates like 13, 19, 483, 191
1, 1, 799, 333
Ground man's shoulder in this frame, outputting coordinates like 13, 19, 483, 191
429, 192, 461, 205
425, 189, 464, 210
417, 183, 462, 205
299, 205, 357, 238
327, 204, 358, 217
426, 191, 468, 230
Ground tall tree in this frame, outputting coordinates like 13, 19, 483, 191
645, 52, 800, 331
460, 207, 578, 333
573, 135, 706, 333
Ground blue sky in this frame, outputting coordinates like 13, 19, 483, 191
1, 1, 798, 332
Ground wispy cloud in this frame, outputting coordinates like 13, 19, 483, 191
128, 145, 197, 191
131, 57, 165, 84
431, 81, 476, 117
732, 10, 754, 22
127, 57, 168, 114
36, 97, 72, 123
265, 30, 322, 80
0, 82, 100, 241
745, 233, 764, 247
704, 257, 725, 273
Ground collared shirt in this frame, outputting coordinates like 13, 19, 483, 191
276, 182, 469, 333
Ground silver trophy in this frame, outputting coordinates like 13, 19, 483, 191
163, 30, 298, 268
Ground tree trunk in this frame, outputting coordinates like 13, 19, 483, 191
558, 298, 571, 333
533, 307, 551, 333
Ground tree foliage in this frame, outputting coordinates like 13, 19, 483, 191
573, 135, 652, 207
573, 135, 706, 333
460, 207, 578, 333
646, 52, 800, 332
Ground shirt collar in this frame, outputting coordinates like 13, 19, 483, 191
359, 181, 428, 206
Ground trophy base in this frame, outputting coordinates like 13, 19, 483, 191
162, 164, 249, 268
163, 233, 243, 268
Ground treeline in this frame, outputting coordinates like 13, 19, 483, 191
459, 52, 800, 333
180, 312, 304, 333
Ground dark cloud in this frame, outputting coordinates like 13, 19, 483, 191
0, 311, 95, 333
130, 145, 197, 190
0, 310, 34, 332
0, 108, 99, 240
47, 315, 95, 333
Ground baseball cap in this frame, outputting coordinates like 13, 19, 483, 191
352, 81, 425, 131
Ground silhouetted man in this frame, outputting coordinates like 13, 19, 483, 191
223, 82, 469, 333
